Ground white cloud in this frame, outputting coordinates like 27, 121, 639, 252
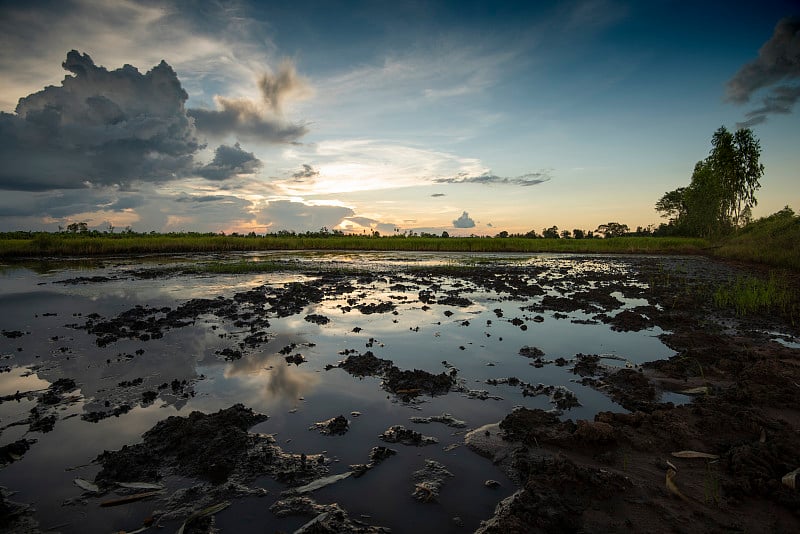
269, 139, 489, 195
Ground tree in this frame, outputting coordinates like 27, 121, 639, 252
441, 231, 449, 238
595, 222, 629, 238
655, 187, 687, 225
67, 221, 88, 234
560, 229, 571, 239
495, 230, 509, 238
709, 126, 763, 228
542, 226, 559, 238
655, 126, 764, 237
572, 229, 585, 239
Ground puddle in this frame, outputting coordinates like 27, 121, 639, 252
0, 252, 695, 532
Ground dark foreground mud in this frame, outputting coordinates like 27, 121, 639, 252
472, 264, 800, 533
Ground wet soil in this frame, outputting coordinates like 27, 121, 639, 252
472, 262, 800, 533
1, 253, 798, 532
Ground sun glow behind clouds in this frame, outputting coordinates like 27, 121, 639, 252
274, 139, 490, 195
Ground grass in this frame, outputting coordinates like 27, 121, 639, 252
710, 207, 800, 271
0, 233, 710, 259
712, 273, 796, 317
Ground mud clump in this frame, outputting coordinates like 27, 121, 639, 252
350, 446, 397, 478
312, 415, 350, 435
518, 346, 544, 358
96, 404, 268, 484
0, 439, 36, 468
379, 425, 438, 446
604, 308, 656, 332
267, 282, 324, 317
412, 459, 453, 502
383, 367, 455, 396
304, 313, 330, 325
335, 351, 393, 377
438, 295, 473, 307
332, 351, 455, 397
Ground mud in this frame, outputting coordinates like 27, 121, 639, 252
1, 253, 798, 532
473, 261, 800, 533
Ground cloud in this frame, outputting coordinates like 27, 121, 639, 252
259, 59, 313, 113
431, 193, 446, 197
434, 172, 551, 186
196, 143, 262, 181
736, 84, 800, 128
726, 17, 800, 103
187, 58, 310, 143
0, 50, 201, 191
345, 216, 378, 227
270, 139, 490, 195
291, 164, 320, 181
257, 200, 354, 232
452, 211, 476, 228
726, 17, 800, 125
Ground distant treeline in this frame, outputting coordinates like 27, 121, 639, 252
0, 207, 797, 270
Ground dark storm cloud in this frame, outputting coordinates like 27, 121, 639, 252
727, 17, 800, 126
0, 51, 201, 191
452, 211, 475, 228
291, 164, 320, 181
0, 188, 142, 219
736, 84, 800, 128
726, 17, 800, 103
188, 59, 311, 143
196, 143, 262, 181
188, 100, 308, 142
434, 172, 551, 186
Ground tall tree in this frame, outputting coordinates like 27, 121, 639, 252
654, 126, 764, 237
709, 126, 764, 228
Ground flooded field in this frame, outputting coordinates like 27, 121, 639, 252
1, 252, 798, 533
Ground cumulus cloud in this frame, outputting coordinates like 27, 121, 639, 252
188, 59, 310, 143
196, 143, 262, 181
0, 50, 201, 191
452, 211, 476, 228
258, 200, 354, 232
434, 172, 551, 186
726, 17, 800, 126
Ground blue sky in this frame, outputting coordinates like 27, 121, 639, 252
0, 0, 797, 234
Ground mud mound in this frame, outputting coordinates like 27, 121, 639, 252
96, 404, 268, 484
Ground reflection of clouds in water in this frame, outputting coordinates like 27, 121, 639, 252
222, 334, 320, 405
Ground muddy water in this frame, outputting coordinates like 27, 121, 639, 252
1, 252, 692, 532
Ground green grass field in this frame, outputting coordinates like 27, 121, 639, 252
0, 208, 797, 272
0, 233, 709, 258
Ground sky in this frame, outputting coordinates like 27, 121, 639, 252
0, 0, 798, 236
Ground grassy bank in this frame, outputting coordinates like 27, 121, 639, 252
710, 207, 800, 271
0, 233, 710, 258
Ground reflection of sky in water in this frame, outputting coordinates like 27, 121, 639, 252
0, 253, 744, 532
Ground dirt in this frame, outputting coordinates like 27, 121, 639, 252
472, 261, 800, 534
2, 254, 799, 532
